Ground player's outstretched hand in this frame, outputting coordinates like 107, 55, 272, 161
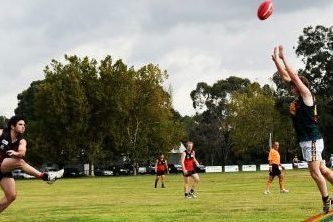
278, 45, 285, 59
272, 46, 279, 62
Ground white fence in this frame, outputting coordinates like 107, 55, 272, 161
205, 166, 223, 173
259, 164, 270, 171
297, 162, 308, 169
242, 165, 257, 172
224, 165, 239, 173
204, 163, 307, 173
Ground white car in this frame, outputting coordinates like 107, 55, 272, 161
12, 169, 35, 179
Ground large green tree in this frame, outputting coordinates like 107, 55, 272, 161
0, 116, 7, 128
189, 76, 251, 165
15, 55, 185, 173
228, 83, 295, 163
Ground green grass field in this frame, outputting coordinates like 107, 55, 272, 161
0, 170, 327, 221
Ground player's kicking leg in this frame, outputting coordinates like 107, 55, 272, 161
0, 158, 64, 184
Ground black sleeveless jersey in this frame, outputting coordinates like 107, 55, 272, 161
0, 128, 22, 161
157, 159, 166, 165
290, 97, 321, 142
185, 150, 194, 160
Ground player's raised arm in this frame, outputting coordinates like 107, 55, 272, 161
278, 45, 313, 105
272, 46, 291, 83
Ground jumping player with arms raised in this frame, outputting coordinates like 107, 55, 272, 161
272, 46, 333, 213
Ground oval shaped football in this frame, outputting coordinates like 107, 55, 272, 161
257, 0, 273, 20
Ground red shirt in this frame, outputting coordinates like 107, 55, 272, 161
184, 150, 195, 171
156, 159, 167, 172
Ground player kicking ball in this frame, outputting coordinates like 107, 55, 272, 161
181, 141, 200, 199
0, 116, 64, 213
272, 46, 333, 213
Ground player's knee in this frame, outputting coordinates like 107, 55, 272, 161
193, 176, 200, 183
310, 170, 321, 179
16, 159, 26, 168
6, 192, 16, 203
320, 167, 331, 177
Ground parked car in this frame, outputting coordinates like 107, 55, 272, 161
137, 166, 147, 174
12, 169, 35, 179
42, 167, 58, 172
147, 165, 155, 175
94, 167, 114, 176
168, 164, 182, 174
118, 164, 134, 175
196, 164, 206, 173
64, 167, 84, 178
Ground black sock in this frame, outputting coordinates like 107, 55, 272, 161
154, 179, 158, 188
190, 189, 194, 194
185, 193, 189, 197
322, 196, 329, 202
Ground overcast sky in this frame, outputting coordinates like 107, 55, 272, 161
0, 0, 332, 117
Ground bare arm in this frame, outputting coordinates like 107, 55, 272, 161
181, 152, 187, 173
154, 159, 158, 173
0, 129, 3, 136
272, 46, 291, 83
165, 160, 169, 174
6, 139, 27, 158
278, 46, 313, 105
192, 151, 200, 166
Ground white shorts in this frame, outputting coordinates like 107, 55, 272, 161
299, 139, 324, 162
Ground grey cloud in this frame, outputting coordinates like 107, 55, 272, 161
0, 0, 333, 117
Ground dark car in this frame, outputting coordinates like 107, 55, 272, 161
168, 164, 182, 174
146, 165, 155, 175
118, 164, 134, 175
137, 165, 155, 175
64, 167, 84, 178
109, 164, 134, 176
94, 166, 114, 176
196, 164, 206, 173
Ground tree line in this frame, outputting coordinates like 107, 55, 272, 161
2, 25, 332, 169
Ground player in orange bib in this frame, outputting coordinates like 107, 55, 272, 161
181, 141, 200, 199
264, 141, 289, 194
154, 154, 168, 188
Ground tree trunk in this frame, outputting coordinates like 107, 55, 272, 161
133, 164, 137, 176
89, 162, 95, 176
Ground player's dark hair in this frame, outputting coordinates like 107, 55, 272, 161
7, 115, 25, 129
